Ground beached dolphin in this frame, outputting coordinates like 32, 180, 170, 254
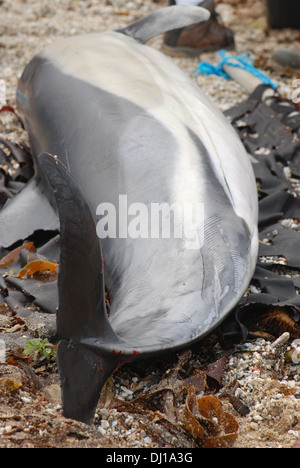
0, 6, 258, 423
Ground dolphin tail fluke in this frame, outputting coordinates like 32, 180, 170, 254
38, 153, 122, 423
57, 340, 121, 424
117, 5, 210, 43
0, 178, 59, 249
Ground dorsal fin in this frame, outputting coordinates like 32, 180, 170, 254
117, 5, 210, 44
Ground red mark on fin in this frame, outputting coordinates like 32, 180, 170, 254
112, 349, 139, 373
0, 106, 24, 128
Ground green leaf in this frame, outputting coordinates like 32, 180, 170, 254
24, 338, 56, 360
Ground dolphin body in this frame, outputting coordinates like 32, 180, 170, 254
0, 6, 258, 423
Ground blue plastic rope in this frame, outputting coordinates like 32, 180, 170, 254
194, 50, 277, 90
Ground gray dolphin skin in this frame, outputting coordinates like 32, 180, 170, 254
0, 6, 258, 423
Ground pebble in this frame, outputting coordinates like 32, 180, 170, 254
100, 419, 110, 430
97, 426, 106, 436
20, 396, 32, 404
271, 332, 290, 349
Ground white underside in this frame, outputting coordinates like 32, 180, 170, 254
40, 31, 258, 249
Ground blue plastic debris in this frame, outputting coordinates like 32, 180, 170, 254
194, 50, 277, 90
